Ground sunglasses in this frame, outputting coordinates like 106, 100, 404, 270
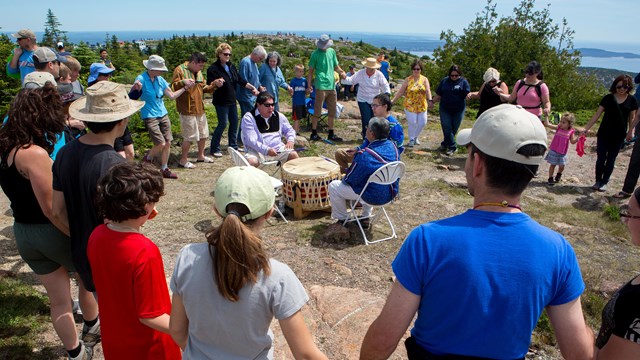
616, 85, 629, 90
412, 68, 421, 71
450, 74, 460, 78
222, 53, 232, 56
261, 103, 275, 107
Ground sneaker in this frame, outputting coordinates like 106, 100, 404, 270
69, 342, 93, 360
310, 133, 322, 141
547, 177, 555, 186
81, 319, 101, 347
142, 154, 153, 164
445, 148, 457, 156
591, 182, 601, 190
161, 168, 178, 179
438, 145, 447, 152
554, 172, 562, 183
328, 133, 343, 142
415, 138, 421, 145
598, 183, 608, 192
407, 139, 416, 147
212, 152, 223, 158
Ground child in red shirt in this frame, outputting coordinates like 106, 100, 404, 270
87, 162, 181, 359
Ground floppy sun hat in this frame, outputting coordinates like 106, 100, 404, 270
68, 81, 144, 123
456, 104, 547, 165
143, 55, 168, 72
315, 34, 333, 50
214, 166, 275, 222
361, 57, 381, 69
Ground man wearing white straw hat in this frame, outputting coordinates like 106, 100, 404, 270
341, 57, 390, 139
130, 55, 192, 179
52, 81, 145, 300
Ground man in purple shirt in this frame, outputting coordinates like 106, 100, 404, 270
240, 92, 298, 167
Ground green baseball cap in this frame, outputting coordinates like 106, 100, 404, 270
214, 166, 275, 221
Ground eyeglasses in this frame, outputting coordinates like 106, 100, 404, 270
412, 68, 421, 71
450, 74, 460, 78
371, 104, 384, 108
222, 53, 232, 56
616, 85, 629, 90
262, 103, 275, 107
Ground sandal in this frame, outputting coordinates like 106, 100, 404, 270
613, 191, 632, 199
197, 156, 214, 163
178, 161, 196, 169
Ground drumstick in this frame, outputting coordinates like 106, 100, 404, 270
319, 155, 339, 165
322, 138, 335, 145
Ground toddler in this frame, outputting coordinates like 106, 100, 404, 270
289, 63, 308, 132
544, 112, 579, 185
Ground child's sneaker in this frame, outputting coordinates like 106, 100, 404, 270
68, 342, 93, 360
554, 172, 562, 183
81, 318, 101, 347
547, 177, 555, 186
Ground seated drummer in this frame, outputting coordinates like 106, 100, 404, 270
328, 117, 400, 225
241, 91, 299, 167
334, 93, 404, 174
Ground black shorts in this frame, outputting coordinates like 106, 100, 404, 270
113, 126, 133, 152
292, 105, 307, 121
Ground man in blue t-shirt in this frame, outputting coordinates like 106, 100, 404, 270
6, 29, 38, 83
361, 104, 595, 360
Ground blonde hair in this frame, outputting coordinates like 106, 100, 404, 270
483, 67, 500, 83
294, 64, 304, 72
216, 43, 232, 57
58, 63, 71, 81
561, 112, 576, 129
65, 56, 81, 72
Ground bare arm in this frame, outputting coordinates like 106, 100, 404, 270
164, 85, 189, 101
495, 81, 517, 103
51, 190, 70, 236
584, 106, 606, 135
546, 297, 595, 360
391, 78, 409, 103
279, 310, 328, 360
139, 313, 171, 334
169, 293, 188, 350
467, 82, 485, 100
597, 333, 640, 359
307, 67, 315, 92
541, 92, 551, 116
360, 281, 420, 360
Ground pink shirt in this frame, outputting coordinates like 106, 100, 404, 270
549, 128, 575, 155
515, 80, 549, 116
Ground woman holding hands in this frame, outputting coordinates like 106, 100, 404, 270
392, 59, 432, 147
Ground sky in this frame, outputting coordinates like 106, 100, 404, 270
1, 0, 637, 52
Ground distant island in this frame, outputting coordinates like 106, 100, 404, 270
576, 48, 640, 59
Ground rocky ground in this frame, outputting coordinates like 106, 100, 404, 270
1, 100, 639, 359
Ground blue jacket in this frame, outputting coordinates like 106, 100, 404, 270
259, 65, 289, 104
344, 139, 400, 205
358, 115, 404, 154
236, 55, 261, 104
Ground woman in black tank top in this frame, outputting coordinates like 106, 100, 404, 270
466, 67, 509, 118
0, 85, 94, 359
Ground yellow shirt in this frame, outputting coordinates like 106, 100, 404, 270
404, 75, 428, 113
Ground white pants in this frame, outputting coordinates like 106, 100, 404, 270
405, 110, 427, 141
328, 180, 372, 220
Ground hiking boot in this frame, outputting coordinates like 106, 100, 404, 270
310, 133, 322, 141
81, 319, 101, 347
161, 168, 178, 179
328, 133, 343, 142
554, 172, 562, 183
68, 342, 93, 360
547, 177, 555, 186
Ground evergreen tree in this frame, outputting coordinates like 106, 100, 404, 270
42, 9, 67, 48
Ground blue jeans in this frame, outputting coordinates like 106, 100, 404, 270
237, 100, 254, 144
357, 101, 374, 140
210, 104, 238, 154
439, 108, 465, 150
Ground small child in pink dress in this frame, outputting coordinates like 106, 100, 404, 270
544, 113, 579, 185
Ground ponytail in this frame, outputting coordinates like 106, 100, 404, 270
206, 212, 270, 302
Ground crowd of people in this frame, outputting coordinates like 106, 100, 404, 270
2, 28, 640, 359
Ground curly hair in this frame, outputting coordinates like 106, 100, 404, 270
0, 84, 65, 155
216, 43, 232, 58
95, 162, 165, 222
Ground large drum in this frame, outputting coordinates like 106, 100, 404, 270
282, 157, 340, 211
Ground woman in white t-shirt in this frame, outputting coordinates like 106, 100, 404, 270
169, 166, 327, 360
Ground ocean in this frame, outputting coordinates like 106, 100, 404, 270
5, 30, 639, 73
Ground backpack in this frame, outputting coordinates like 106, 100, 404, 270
515, 80, 544, 109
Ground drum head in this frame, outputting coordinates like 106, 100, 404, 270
282, 157, 339, 177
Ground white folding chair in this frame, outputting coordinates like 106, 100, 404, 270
343, 161, 405, 245
228, 148, 288, 223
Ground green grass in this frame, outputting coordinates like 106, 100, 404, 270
0, 276, 57, 359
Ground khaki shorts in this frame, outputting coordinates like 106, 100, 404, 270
179, 114, 209, 142
246, 148, 292, 164
144, 115, 173, 145
314, 89, 337, 119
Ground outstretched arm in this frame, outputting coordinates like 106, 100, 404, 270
360, 281, 420, 359
546, 297, 595, 360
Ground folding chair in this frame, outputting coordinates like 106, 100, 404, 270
343, 161, 405, 245
304, 97, 328, 131
228, 148, 288, 223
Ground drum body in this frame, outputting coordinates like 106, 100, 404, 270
281, 157, 340, 211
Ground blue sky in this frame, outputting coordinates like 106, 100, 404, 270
1, 0, 636, 51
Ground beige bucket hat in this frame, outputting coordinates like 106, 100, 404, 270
361, 57, 381, 69
143, 55, 168, 71
69, 81, 145, 122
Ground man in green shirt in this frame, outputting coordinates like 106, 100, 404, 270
307, 34, 346, 142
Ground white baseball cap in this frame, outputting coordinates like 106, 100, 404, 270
456, 104, 548, 165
